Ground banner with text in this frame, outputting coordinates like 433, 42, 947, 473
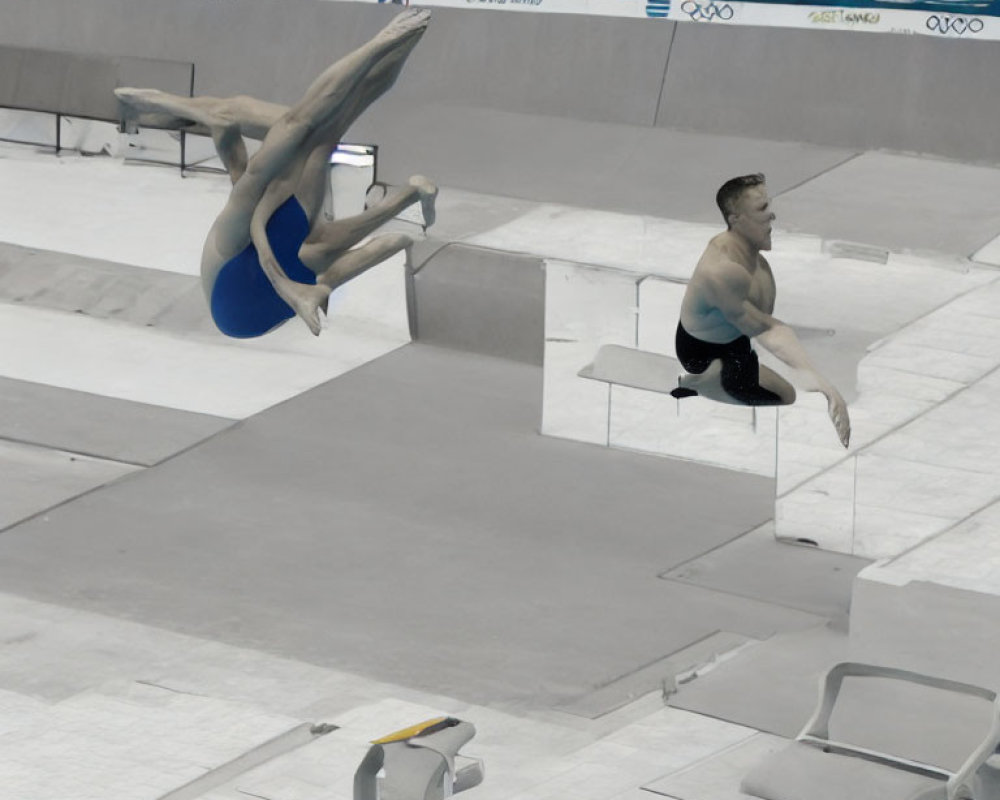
345, 0, 1000, 40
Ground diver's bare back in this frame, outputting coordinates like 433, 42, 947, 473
680, 230, 776, 344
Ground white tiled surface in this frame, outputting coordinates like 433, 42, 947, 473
0, 131, 226, 275
0, 680, 301, 800
468, 206, 719, 282
862, 494, 1000, 592
777, 275, 1000, 557
0, 299, 408, 419
0, 590, 769, 800
0, 144, 410, 420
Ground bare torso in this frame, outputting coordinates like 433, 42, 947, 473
679, 230, 776, 344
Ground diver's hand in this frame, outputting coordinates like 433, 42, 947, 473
826, 389, 851, 449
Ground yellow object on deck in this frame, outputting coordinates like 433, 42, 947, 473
370, 717, 454, 744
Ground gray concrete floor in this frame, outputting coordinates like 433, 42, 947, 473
0, 377, 233, 465
0, 343, 831, 712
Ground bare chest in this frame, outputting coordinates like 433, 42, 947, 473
747, 260, 776, 314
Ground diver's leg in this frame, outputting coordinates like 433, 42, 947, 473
293, 143, 340, 229
116, 89, 286, 182
127, 8, 428, 191
205, 10, 431, 334
673, 355, 793, 406
719, 350, 793, 405
281, 9, 429, 150
235, 8, 429, 211
292, 24, 427, 227
314, 233, 413, 290
209, 124, 250, 184
298, 176, 436, 272
745, 364, 796, 405
115, 88, 287, 139
308, 16, 426, 145
674, 358, 725, 400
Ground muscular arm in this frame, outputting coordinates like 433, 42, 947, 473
704, 262, 831, 393
703, 261, 850, 446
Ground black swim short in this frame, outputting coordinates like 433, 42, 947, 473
675, 322, 782, 405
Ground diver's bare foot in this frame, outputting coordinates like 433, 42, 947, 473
115, 87, 204, 131
282, 282, 332, 336
375, 8, 431, 45
114, 87, 168, 111
115, 88, 182, 115
115, 87, 235, 133
408, 175, 438, 229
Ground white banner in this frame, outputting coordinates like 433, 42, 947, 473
668, 0, 999, 39
337, 0, 1000, 40
361, 0, 649, 15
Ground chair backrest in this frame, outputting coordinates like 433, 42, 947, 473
802, 663, 1000, 775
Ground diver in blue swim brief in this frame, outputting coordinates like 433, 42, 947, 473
118, 10, 436, 338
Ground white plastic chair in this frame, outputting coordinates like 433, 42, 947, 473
741, 662, 1000, 800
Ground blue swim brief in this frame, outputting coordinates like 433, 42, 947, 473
210, 197, 317, 338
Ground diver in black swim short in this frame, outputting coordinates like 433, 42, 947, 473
671, 174, 851, 448
674, 321, 782, 406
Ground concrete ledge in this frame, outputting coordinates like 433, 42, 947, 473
412, 242, 544, 365
849, 575, 1000, 694
849, 499, 1000, 693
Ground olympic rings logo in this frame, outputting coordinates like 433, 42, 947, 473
925, 14, 984, 34
681, 0, 734, 21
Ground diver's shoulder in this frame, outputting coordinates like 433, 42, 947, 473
697, 235, 750, 281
